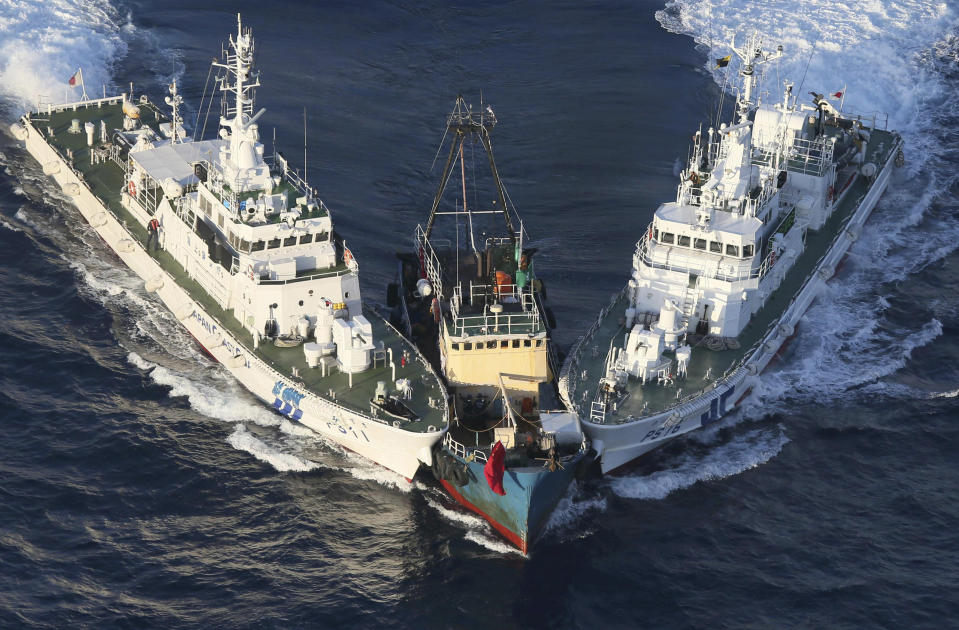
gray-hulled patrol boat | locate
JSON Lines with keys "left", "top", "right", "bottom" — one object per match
{"left": 560, "top": 33, "right": 904, "bottom": 473}
{"left": 393, "top": 97, "right": 590, "bottom": 552}
{"left": 10, "top": 15, "right": 448, "bottom": 479}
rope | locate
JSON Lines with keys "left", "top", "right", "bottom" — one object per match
{"left": 193, "top": 60, "right": 214, "bottom": 137}
{"left": 455, "top": 389, "right": 505, "bottom": 433}
{"left": 200, "top": 62, "right": 220, "bottom": 142}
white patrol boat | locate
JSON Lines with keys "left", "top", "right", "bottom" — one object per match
{"left": 10, "top": 15, "right": 448, "bottom": 479}
{"left": 559, "top": 33, "right": 904, "bottom": 474}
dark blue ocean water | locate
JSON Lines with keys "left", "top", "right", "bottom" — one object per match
{"left": 1, "top": 0, "right": 958, "bottom": 627}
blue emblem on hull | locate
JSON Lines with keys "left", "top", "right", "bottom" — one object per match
{"left": 701, "top": 385, "right": 736, "bottom": 427}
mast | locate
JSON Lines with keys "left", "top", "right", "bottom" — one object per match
{"left": 729, "top": 32, "right": 783, "bottom": 123}
{"left": 165, "top": 79, "right": 184, "bottom": 144}
{"left": 211, "top": 13, "right": 271, "bottom": 194}
{"left": 423, "top": 96, "right": 516, "bottom": 242}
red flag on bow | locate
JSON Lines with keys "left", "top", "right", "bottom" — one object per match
{"left": 484, "top": 441, "right": 506, "bottom": 495}
{"left": 68, "top": 69, "right": 80, "bottom": 87}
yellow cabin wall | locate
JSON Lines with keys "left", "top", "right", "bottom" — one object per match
{"left": 442, "top": 335, "right": 549, "bottom": 393}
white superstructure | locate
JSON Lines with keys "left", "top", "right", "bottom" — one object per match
{"left": 561, "top": 33, "right": 903, "bottom": 473}
{"left": 12, "top": 15, "right": 448, "bottom": 480}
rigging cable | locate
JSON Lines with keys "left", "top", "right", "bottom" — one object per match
{"left": 796, "top": 43, "right": 817, "bottom": 98}
{"left": 199, "top": 68, "right": 220, "bottom": 142}
{"left": 193, "top": 60, "right": 215, "bottom": 139}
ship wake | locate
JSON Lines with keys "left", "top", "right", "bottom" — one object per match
{"left": 658, "top": 0, "right": 959, "bottom": 404}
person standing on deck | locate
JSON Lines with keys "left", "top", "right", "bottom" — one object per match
{"left": 146, "top": 217, "right": 160, "bottom": 252}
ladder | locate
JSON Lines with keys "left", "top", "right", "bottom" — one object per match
{"left": 590, "top": 400, "right": 607, "bottom": 423}
{"left": 679, "top": 288, "right": 698, "bottom": 329}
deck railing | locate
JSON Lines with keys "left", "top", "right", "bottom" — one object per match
{"left": 635, "top": 233, "right": 760, "bottom": 283}
{"left": 414, "top": 225, "right": 445, "bottom": 302}
{"left": 443, "top": 432, "right": 488, "bottom": 463}
{"left": 449, "top": 309, "right": 541, "bottom": 338}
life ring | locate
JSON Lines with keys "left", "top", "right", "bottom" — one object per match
{"left": 431, "top": 297, "right": 440, "bottom": 324}
{"left": 247, "top": 264, "right": 255, "bottom": 281}
{"left": 344, "top": 248, "right": 354, "bottom": 265}
{"left": 826, "top": 185, "right": 835, "bottom": 201}
{"left": 688, "top": 172, "right": 701, "bottom": 186}
{"left": 128, "top": 180, "right": 136, "bottom": 197}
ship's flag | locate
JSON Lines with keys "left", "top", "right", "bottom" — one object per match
{"left": 715, "top": 55, "right": 731, "bottom": 68}
{"left": 68, "top": 69, "right": 80, "bottom": 87}
{"left": 832, "top": 91, "right": 843, "bottom": 99}
{"left": 484, "top": 441, "right": 507, "bottom": 495}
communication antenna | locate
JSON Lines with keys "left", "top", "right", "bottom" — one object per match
{"left": 303, "top": 106, "right": 308, "bottom": 185}
{"left": 164, "top": 79, "right": 184, "bottom": 144}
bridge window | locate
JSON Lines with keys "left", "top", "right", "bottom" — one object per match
{"left": 512, "top": 340, "right": 520, "bottom": 348}
{"left": 524, "top": 339, "right": 532, "bottom": 347}
{"left": 709, "top": 241, "right": 722, "bottom": 253}
{"left": 487, "top": 341, "right": 496, "bottom": 349}
{"left": 452, "top": 343, "right": 460, "bottom": 350}
{"left": 726, "top": 244, "right": 739, "bottom": 256}
{"left": 239, "top": 238, "right": 250, "bottom": 252}
{"left": 661, "top": 232, "right": 675, "bottom": 244}
{"left": 535, "top": 340, "right": 543, "bottom": 347}
{"left": 678, "top": 235, "right": 690, "bottom": 247}
{"left": 653, "top": 229, "right": 659, "bottom": 241}
{"left": 299, "top": 234, "right": 313, "bottom": 245}
{"left": 464, "top": 342, "right": 472, "bottom": 350}
{"left": 743, "top": 244, "right": 755, "bottom": 257}
{"left": 500, "top": 340, "right": 509, "bottom": 348}
{"left": 267, "top": 238, "right": 281, "bottom": 249}
{"left": 283, "top": 235, "right": 297, "bottom": 247}
{"left": 694, "top": 238, "right": 706, "bottom": 250}
{"left": 251, "top": 240, "right": 265, "bottom": 252}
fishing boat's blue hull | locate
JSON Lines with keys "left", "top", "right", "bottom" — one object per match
{"left": 439, "top": 451, "right": 586, "bottom": 553}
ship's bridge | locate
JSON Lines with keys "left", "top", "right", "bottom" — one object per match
{"left": 643, "top": 201, "right": 761, "bottom": 282}
{"left": 128, "top": 135, "right": 340, "bottom": 282}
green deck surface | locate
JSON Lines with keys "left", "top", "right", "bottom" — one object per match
{"left": 33, "top": 100, "right": 447, "bottom": 430}
{"left": 567, "top": 127, "right": 900, "bottom": 423}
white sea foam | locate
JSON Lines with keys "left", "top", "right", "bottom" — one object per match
{"left": 0, "top": 218, "right": 20, "bottom": 232}
{"left": 0, "top": 0, "right": 128, "bottom": 113}
{"left": 227, "top": 425, "right": 320, "bottom": 473}
{"left": 13, "top": 207, "right": 41, "bottom": 231}
{"left": 425, "top": 497, "right": 526, "bottom": 556}
{"left": 339, "top": 449, "right": 414, "bottom": 492}
{"left": 932, "top": 388, "right": 959, "bottom": 399}
{"left": 608, "top": 426, "right": 789, "bottom": 500}
{"left": 656, "top": 0, "right": 954, "bottom": 128}
{"left": 657, "top": 1, "right": 959, "bottom": 404}
{"left": 542, "top": 485, "right": 607, "bottom": 542}
{"left": 128, "top": 351, "right": 283, "bottom": 427}
{"left": 463, "top": 530, "right": 527, "bottom": 556}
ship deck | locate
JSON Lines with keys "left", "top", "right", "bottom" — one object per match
{"left": 432, "top": 244, "right": 545, "bottom": 338}
{"left": 565, "top": 127, "right": 900, "bottom": 423}
{"left": 30, "top": 99, "right": 447, "bottom": 431}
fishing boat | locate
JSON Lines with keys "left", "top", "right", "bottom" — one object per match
{"left": 391, "top": 97, "right": 591, "bottom": 552}
{"left": 10, "top": 15, "right": 448, "bottom": 479}
{"left": 559, "top": 33, "right": 904, "bottom": 473}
